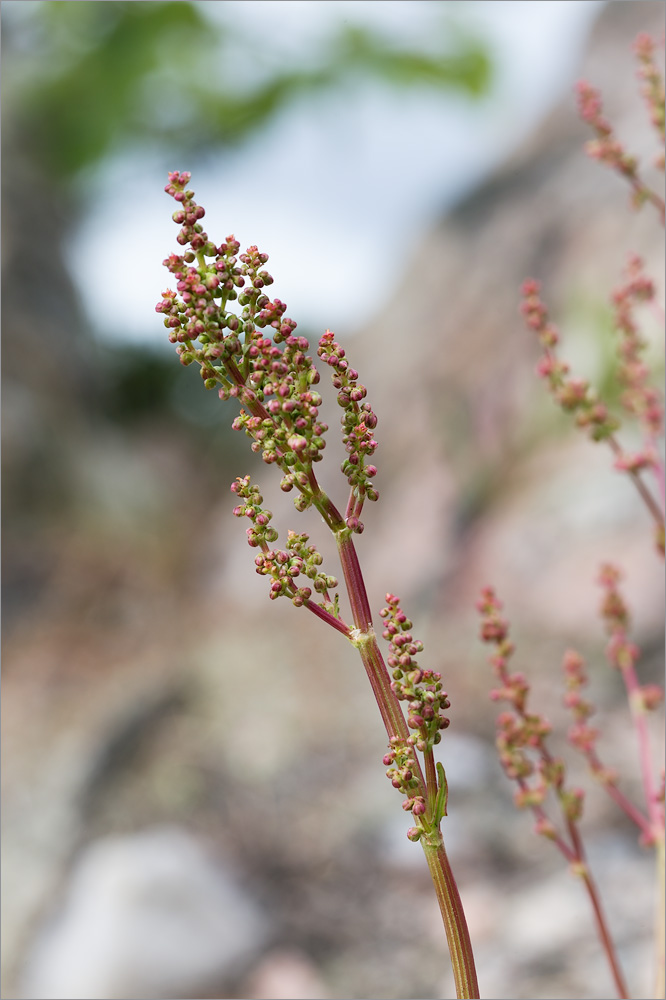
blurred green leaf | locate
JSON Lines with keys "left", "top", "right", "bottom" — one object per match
{"left": 335, "top": 21, "right": 490, "bottom": 94}
{"left": 4, "top": 0, "right": 491, "bottom": 181}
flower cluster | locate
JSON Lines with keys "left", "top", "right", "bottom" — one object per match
{"left": 595, "top": 566, "right": 663, "bottom": 843}
{"left": 157, "top": 172, "right": 328, "bottom": 510}
{"left": 231, "top": 475, "right": 280, "bottom": 548}
{"left": 477, "top": 587, "right": 585, "bottom": 826}
{"left": 575, "top": 37, "right": 665, "bottom": 221}
{"left": 576, "top": 79, "right": 641, "bottom": 181}
{"left": 382, "top": 738, "right": 426, "bottom": 831}
{"left": 576, "top": 75, "right": 665, "bottom": 221}
{"left": 521, "top": 275, "right": 665, "bottom": 546}
{"left": 561, "top": 648, "right": 622, "bottom": 790}
{"left": 562, "top": 650, "right": 600, "bottom": 756}
{"left": 521, "top": 279, "right": 618, "bottom": 441}
{"left": 611, "top": 254, "right": 663, "bottom": 466}
{"left": 380, "top": 594, "right": 450, "bottom": 752}
{"left": 634, "top": 32, "right": 666, "bottom": 168}
{"left": 598, "top": 563, "right": 638, "bottom": 671}
{"left": 318, "top": 329, "right": 378, "bottom": 530}
{"left": 558, "top": 584, "right": 663, "bottom": 846}
{"left": 231, "top": 476, "right": 339, "bottom": 611}
{"left": 597, "top": 564, "right": 662, "bottom": 710}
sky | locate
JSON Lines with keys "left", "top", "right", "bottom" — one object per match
{"left": 67, "top": 0, "right": 604, "bottom": 345}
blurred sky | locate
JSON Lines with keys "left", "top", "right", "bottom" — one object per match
{"left": 66, "top": 0, "right": 603, "bottom": 345}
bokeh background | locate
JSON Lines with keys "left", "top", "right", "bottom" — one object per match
{"left": 2, "top": 2, "right": 664, "bottom": 999}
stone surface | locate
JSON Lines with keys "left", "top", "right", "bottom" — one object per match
{"left": 19, "top": 828, "right": 268, "bottom": 1000}
{"left": 243, "top": 948, "right": 329, "bottom": 1000}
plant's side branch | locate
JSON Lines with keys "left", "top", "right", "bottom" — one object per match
{"left": 576, "top": 62, "right": 666, "bottom": 225}
{"left": 521, "top": 281, "right": 665, "bottom": 543}
{"left": 597, "top": 566, "right": 665, "bottom": 841}
{"left": 529, "top": 739, "right": 630, "bottom": 998}
{"left": 623, "top": 659, "right": 663, "bottom": 833}
{"left": 303, "top": 597, "right": 351, "bottom": 637}
{"left": 567, "top": 816, "right": 631, "bottom": 999}
{"left": 607, "top": 435, "right": 665, "bottom": 531}
{"left": 478, "top": 589, "right": 630, "bottom": 999}
{"left": 584, "top": 749, "right": 652, "bottom": 837}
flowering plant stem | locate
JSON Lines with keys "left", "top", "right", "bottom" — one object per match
{"left": 348, "top": 556, "right": 479, "bottom": 999}
{"left": 313, "top": 477, "right": 479, "bottom": 994}
{"left": 477, "top": 588, "right": 633, "bottom": 998}
{"left": 317, "top": 466, "right": 480, "bottom": 996}
{"left": 157, "top": 171, "right": 479, "bottom": 999}
{"left": 423, "top": 842, "right": 480, "bottom": 999}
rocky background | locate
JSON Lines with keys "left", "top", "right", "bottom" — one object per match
{"left": 3, "top": 3, "right": 664, "bottom": 999}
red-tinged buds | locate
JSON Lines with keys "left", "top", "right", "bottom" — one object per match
{"left": 480, "top": 618, "right": 506, "bottom": 642}
{"left": 640, "top": 685, "right": 665, "bottom": 710}
{"left": 534, "top": 818, "right": 557, "bottom": 840}
{"left": 562, "top": 788, "right": 585, "bottom": 823}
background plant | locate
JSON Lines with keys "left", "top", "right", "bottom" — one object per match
{"left": 479, "top": 33, "right": 664, "bottom": 1000}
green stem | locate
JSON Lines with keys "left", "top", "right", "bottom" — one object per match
{"left": 356, "top": 631, "right": 410, "bottom": 742}
{"left": 334, "top": 520, "right": 479, "bottom": 998}
{"left": 336, "top": 528, "right": 374, "bottom": 632}
{"left": 422, "top": 841, "right": 480, "bottom": 999}
{"left": 424, "top": 745, "right": 438, "bottom": 811}
{"left": 267, "top": 460, "right": 480, "bottom": 994}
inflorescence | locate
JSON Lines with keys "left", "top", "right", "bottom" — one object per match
{"left": 317, "top": 330, "right": 379, "bottom": 531}
{"left": 380, "top": 594, "right": 450, "bottom": 841}
{"left": 158, "top": 171, "right": 453, "bottom": 843}
{"left": 477, "top": 586, "right": 585, "bottom": 830}
{"left": 157, "top": 171, "right": 380, "bottom": 533}
{"left": 575, "top": 34, "right": 665, "bottom": 221}
{"left": 231, "top": 475, "right": 340, "bottom": 613}
{"left": 521, "top": 273, "right": 665, "bottom": 546}
{"left": 157, "top": 172, "right": 328, "bottom": 507}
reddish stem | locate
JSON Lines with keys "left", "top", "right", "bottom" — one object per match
{"left": 423, "top": 842, "right": 480, "bottom": 999}
{"left": 326, "top": 492, "right": 479, "bottom": 996}
{"left": 497, "top": 658, "right": 630, "bottom": 995}
{"left": 583, "top": 747, "right": 652, "bottom": 837}
{"left": 607, "top": 435, "right": 665, "bottom": 529}
{"left": 621, "top": 659, "right": 665, "bottom": 835}
{"left": 424, "top": 745, "right": 438, "bottom": 807}
{"left": 567, "top": 820, "right": 631, "bottom": 999}
{"left": 335, "top": 531, "right": 374, "bottom": 632}
{"left": 222, "top": 322, "right": 480, "bottom": 994}
{"left": 303, "top": 598, "right": 352, "bottom": 638}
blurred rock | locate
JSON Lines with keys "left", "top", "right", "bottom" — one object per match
{"left": 242, "top": 948, "right": 329, "bottom": 1000}
{"left": 19, "top": 827, "right": 269, "bottom": 1000}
